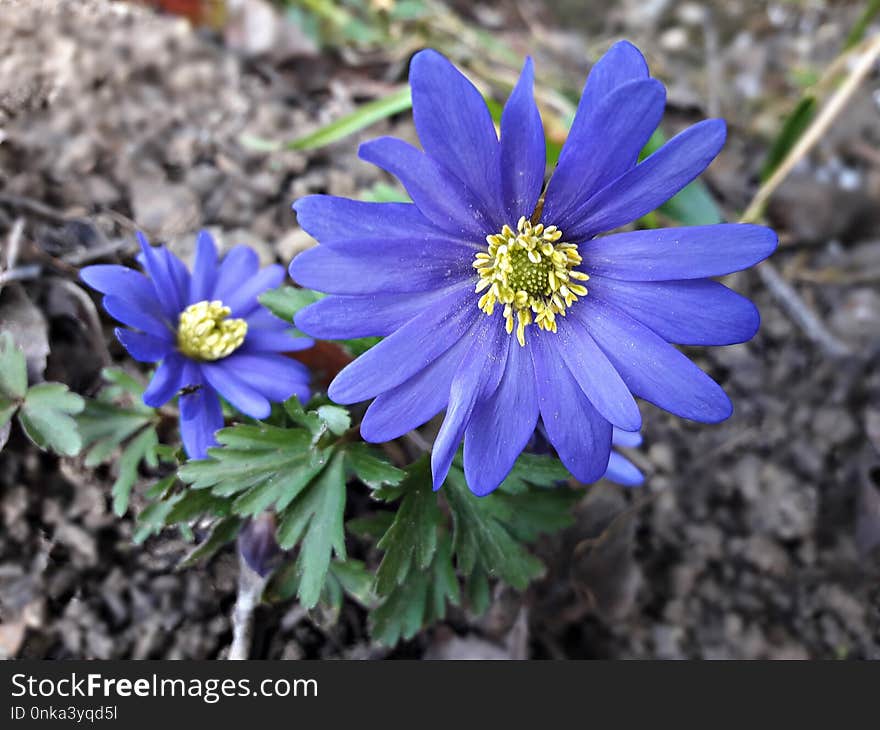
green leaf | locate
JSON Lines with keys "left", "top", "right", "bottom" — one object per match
{"left": 77, "top": 374, "right": 165, "bottom": 514}
{"left": 165, "top": 488, "right": 230, "bottom": 524}
{"left": 18, "top": 383, "right": 84, "bottom": 456}
{"left": 178, "top": 517, "right": 243, "bottom": 569}
{"left": 499, "top": 452, "right": 571, "bottom": 492}
{"left": 845, "top": 0, "right": 880, "bottom": 49}
{"left": 346, "top": 511, "right": 394, "bottom": 540}
{"left": 328, "top": 559, "right": 374, "bottom": 608}
{"left": 112, "top": 426, "right": 159, "bottom": 516}
{"left": 374, "top": 457, "right": 441, "bottom": 596}
{"left": 276, "top": 451, "right": 347, "bottom": 608}
{"left": 444, "top": 467, "right": 545, "bottom": 590}
{"left": 370, "top": 532, "right": 460, "bottom": 646}
{"left": 760, "top": 95, "right": 816, "bottom": 181}
{"left": 287, "top": 86, "right": 412, "bottom": 152}
{"left": 345, "top": 443, "right": 405, "bottom": 489}
{"left": 316, "top": 405, "right": 350, "bottom": 436}
{"left": 0, "top": 331, "right": 27, "bottom": 401}
{"left": 178, "top": 423, "right": 317, "bottom": 502}
{"left": 258, "top": 286, "right": 322, "bottom": 325}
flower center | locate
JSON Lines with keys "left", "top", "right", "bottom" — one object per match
{"left": 473, "top": 216, "right": 588, "bottom": 346}
{"left": 177, "top": 300, "right": 247, "bottom": 361}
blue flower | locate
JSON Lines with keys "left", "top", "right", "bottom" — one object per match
{"left": 290, "top": 43, "right": 776, "bottom": 496}
{"left": 81, "top": 231, "right": 312, "bottom": 458}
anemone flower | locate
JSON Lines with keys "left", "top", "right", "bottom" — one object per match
{"left": 82, "top": 231, "right": 312, "bottom": 458}
{"left": 291, "top": 42, "right": 776, "bottom": 495}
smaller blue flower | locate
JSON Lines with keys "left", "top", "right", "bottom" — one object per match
{"left": 605, "top": 427, "right": 644, "bottom": 487}
{"left": 530, "top": 425, "right": 644, "bottom": 487}
{"left": 81, "top": 231, "right": 313, "bottom": 458}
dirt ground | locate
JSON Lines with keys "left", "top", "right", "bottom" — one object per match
{"left": 1, "top": 0, "right": 879, "bottom": 659}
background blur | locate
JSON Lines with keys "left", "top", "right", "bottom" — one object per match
{"left": 0, "top": 0, "right": 878, "bottom": 659}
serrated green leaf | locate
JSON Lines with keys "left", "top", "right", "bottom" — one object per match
{"left": 499, "top": 452, "right": 570, "bottom": 492}
{"left": 276, "top": 451, "right": 347, "bottom": 608}
{"left": 445, "top": 467, "right": 544, "bottom": 590}
{"left": 178, "top": 517, "right": 242, "bottom": 569}
{"left": 144, "top": 474, "right": 177, "bottom": 500}
{"left": 345, "top": 443, "right": 405, "bottom": 489}
{"left": 466, "top": 568, "right": 491, "bottom": 616}
{"left": 346, "top": 511, "right": 394, "bottom": 539}
{"left": 0, "top": 332, "right": 27, "bottom": 400}
{"left": 0, "top": 400, "right": 17, "bottom": 432}
{"left": 258, "top": 286, "right": 323, "bottom": 324}
{"left": 78, "top": 400, "right": 155, "bottom": 465}
{"left": 18, "top": 382, "right": 84, "bottom": 456}
{"left": 374, "top": 457, "right": 441, "bottom": 596}
{"left": 370, "top": 533, "right": 459, "bottom": 646}
{"left": 112, "top": 426, "right": 159, "bottom": 516}
{"left": 316, "top": 405, "right": 350, "bottom": 436}
{"left": 179, "top": 424, "right": 313, "bottom": 495}
{"left": 133, "top": 490, "right": 181, "bottom": 544}
{"left": 100, "top": 367, "right": 148, "bottom": 398}
{"left": 329, "top": 559, "right": 374, "bottom": 608}
{"left": 165, "top": 488, "right": 230, "bottom": 524}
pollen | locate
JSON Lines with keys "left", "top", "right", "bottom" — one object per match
{"left": 474, "top": 216, "right": 588, "bottom": 346}
{"left": 177, "top": 300, "right": 247, "bottom": 361}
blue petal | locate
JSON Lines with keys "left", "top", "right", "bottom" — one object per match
{"left": 543, "top": 78, "right": 665, "bottom": 226}
{"left": 328, "top": 283, "right": 477, "bottom": 404}
{"left": 411, "top": 49, "right": 503, "bottom": 222}
{"left": 464, "top": 336, "right": 538, "bottom": 496}
{"left": 138, "top": 233, "right": 185, "bottom": 319}
{"left": 604, "top": 451, "right": 644, "bottom": 487}
{"left": 189, "top": 230, "right": 219, "bottom": 304}
{"left": 143, "top": 353, "right": 186, "bottom": 407}
{"left": 553, "top": 316, "right": 642, "bottom": 431}
{"left": 294, "top": 288, "right": 458, "bottom": 340}
{"left": 564, "top": 119, "right": 727, "bottom": 240}
{"left": 115, "top": 328, "right": 172, "bottom": 363}
{"left": 179, "top": 371, "right": 224, "bottom": 459}
{"left": 612, "top": 426, "right": 642, "bottom": 448}
{"left": 360, "top": 335, "right": 473, "bottom": 442}
{"left": 201, "top": 361, "right": 271, "bottom": 419}
{"left": 359, "top": 137, "right": 495, "bottom": 238}
{"left": 572, "top": 298, "right": 732, "bottom": 423}
{"left": 80, "top": 265, "right": 169, "bottom": 326}
{"left": 583, "top": 224, "right": 777, "bottom": 280}
{"left": 241, "top": 326, "right": 312, "bottom": 353}
{"left": 587, "top": 276, "right": 761, "bottom": 346}
{"left": 577, "top": 41, "right": 650, "bottom": 120}
{"left": 216, "top": 352, "right": 310, "bottom": 404}
{"left": 293, "top": 196, "right": 448, "bottom": 246}
{"left": 529, "top": 330, "right": 612, "bottom": 483}
{"left": 431, "top": 318, "right": 507, "bottom": 490}
{"left": 500, "top": 57, "right": 546, "bottom": 222}
{"left": 289, "top": 241, "right": 471, "bottom": 295}
{"left": 103, "top": 295, "right": 171, "bottom": 338}
{"left": 223, "top": 264, "right": 286, "bottom": 317}
{"left": 212, "top": 245, "right": 260, "bottom": 303}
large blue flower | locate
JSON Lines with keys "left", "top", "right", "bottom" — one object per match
{"left": 82, "top": 231, "right": 312, "bottom": 458}
{"left": 291, "top": 42, "right": 776, "bottom": 495}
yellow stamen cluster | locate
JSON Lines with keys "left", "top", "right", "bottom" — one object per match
{"left": 474, "top": 216, "right": 588, "bottom": 346}
{"left": 177, "top": 300, "right": 247, "bottom": 361}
